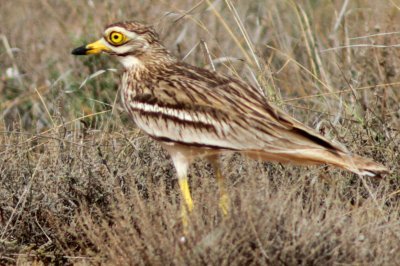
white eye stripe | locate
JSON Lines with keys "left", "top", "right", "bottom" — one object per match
{"left": 104, "top": 27, "right": 137, "bottom": 40}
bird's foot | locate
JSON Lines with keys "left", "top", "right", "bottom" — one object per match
{"left": 181, "top": 204, "right": 193, "bottom": 234}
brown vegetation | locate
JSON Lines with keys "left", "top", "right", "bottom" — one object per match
{"left": 0, "top": 0, "right": 399, "bottom": 265}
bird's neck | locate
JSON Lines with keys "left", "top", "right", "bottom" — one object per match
{"left": 118, "top": 47, "right": 176, "bottom": 71}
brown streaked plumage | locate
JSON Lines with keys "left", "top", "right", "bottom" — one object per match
{"left": 72, "top": 21, "right": 388, "bottom": 228}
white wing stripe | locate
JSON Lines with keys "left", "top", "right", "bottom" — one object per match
{"left": 130, "top": 101, "right": 213, "bottom": 125}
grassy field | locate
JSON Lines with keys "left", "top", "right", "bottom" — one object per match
{"left": 1, "top": 0, "right": 400, "bottom": 264}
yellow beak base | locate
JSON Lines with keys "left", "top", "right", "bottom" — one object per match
{"left": 71, "top": 39, "right": 109, "bottom": 55}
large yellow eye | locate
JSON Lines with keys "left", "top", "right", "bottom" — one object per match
{"left": 108, "top": 32, "right": 126, "bottom": 45}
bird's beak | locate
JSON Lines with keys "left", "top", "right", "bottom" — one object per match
{"left": 71, "top": 39, "right": 110, "bottom": 55}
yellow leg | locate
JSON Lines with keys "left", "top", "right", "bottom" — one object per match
{"left": 179, "top": 178, "right": 194, "bottom": 230}
{"left": 208, "top": 155, "right": 230, "bottom": 215}
{"left": 215, "top": 168, "right": 230, "bottom": 216}
{"left": 163, "top": 146, "right": 195, "bottom": 234}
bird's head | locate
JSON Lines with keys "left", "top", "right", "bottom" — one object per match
{"left": 72, "top": 21, "right": 173, "bottom": 68}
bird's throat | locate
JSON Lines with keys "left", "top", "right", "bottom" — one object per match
{"left": 118, "top": 55, "right": 144, "bottom": 70}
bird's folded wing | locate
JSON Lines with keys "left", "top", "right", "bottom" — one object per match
{"left": 126, "top": 62, "right": 347, "bottom": 154}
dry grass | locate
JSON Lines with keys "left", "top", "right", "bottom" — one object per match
{"left": 0, "top": 0, "right": 399, "bottom": 265}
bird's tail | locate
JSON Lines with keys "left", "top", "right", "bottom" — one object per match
{"left": 338, "top": 153, "right": 388, "bottom": 177}
{"left": 242, "top": 107, "right": 388, "bottom": 177}
{"left": 244, "top": 148, "right": 388, "bottom": 177}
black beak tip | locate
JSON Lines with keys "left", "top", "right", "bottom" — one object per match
{"left": 71, "top": 45, "right": 88, "bottom": 55}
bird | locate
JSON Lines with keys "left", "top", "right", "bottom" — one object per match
{"left": 72, "top": 21, "right": 388, "bottom": 228}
